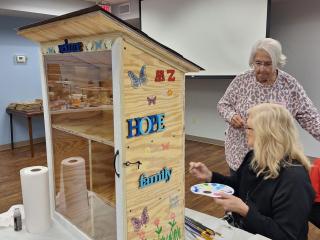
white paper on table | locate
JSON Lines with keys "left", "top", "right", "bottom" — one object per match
{"left": 248, "top": 234, "right": 271, "bottom": 240}
{"left": 214, "top": 220, "right": 235, "bottom": 240}
{"left": 0, "top": 205, "right": 25, "bottom": 227}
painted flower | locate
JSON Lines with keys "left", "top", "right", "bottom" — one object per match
{"left": 154, "top": 218, "right": 160, "bottom": 226}
{"left": 137, "top": 230, "right": 146, "bottom": 240}
{"left": 170, "top": 212, "right": 176, "bottom": 220}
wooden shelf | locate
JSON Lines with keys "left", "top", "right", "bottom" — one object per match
{"left": 51, "top": 105, "right": 113, "bottom": 115}
{"left": 52, "top": 116, "right": 114, "bottom": 146}
{"left": 56, "top": 191, "right": 116, "bottom": 240}
{"left": 81, "top": 87, "right": 112, "bottom": 91}
{"left": 48, "top": 80, "right": 71, "bottom": 84}
{"left": 93, "top": 183, "right": 116, "bottom": 208}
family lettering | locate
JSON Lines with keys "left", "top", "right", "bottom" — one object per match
{"left": 139, "top": 167, "right": 173, "bottom": 188}
{"left": 58, "top": 39, "right": 83, "bottom": 53}
{"left": 155, "top": 69, "right": 176, "bottom": 82}
{"left": 127, "top": 113, "right": 165, "bottom": 138}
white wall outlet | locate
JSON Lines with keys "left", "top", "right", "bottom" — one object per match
{"left": 15, "top": 55, "right": 27, "bottom": 64}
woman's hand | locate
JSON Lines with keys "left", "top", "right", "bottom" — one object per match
{"left": 231, "top": 114, "right": 245, "bottom": 128}
{"left": 189, "top": 162, "right": 212, "bottom": 182}
{"left": 214, "top": 192, "right": 249, "bottom": 217}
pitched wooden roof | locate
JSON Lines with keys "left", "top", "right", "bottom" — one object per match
{"left": 17, "top": 5, "right": 203, "bottom": 73}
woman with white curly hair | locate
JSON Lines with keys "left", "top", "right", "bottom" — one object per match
{"left": 217, "top": 38, "right": 320, "bottom": 174}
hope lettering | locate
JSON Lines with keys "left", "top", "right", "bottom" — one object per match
{"left": 127, "top": 113, "right": 165, "bottom": 138}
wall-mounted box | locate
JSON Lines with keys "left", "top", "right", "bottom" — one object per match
{"left": 17, "top": 6, "right": 203, "bottom": 240}
{"left": 15, "top": 55, "right": 27, "bottom": 64}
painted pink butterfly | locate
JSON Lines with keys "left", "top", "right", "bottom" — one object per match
{"left": 147, "top": 96, "right": 156, "bottom": 105}
{"left": 131, "top": 207, "right": 149, "bottom": 232}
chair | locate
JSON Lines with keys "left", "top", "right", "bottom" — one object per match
{"left": 309, "top": 159, "right": 320, "bottom": 228}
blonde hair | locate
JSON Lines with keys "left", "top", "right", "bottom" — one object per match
{"left": 248, "top": 103, "right": 310, "bottom": 179}
{"left": 249, "top": 38, "right": 287, "bottom": 71}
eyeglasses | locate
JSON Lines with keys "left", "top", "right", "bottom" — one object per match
{"left": 253, "top": 61, "right": 273, "bottom": 69}
{"left": 244, "top": 125, "right": 254, "bottom": 131}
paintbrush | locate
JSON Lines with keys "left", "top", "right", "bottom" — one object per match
{"left": 186, "top": 217, "right": 220, "bottom": 237}
{"left": 186, "top": 224, "right": 202, "bottom": 238}
{"left": 185, "top": 216, "right": 222, "bottom": 237}
{"left": 185, "top": 218, "right": 214, "bottom": 239}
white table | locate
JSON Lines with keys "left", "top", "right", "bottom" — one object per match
{"left": 0, "top": 220, "right": 78, "bottom": 240}
{"left": 0, "top": 207, "right": 268, "bottom": 240}
{"left": 185, "top": 208, "right": 270, "bottom": 240}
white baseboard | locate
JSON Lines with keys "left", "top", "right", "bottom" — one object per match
{"left": 0, "top": 137, "right": 45, "bottom": 151}
{"left": 185, "top": 135, "right": 225, "bottom": 146}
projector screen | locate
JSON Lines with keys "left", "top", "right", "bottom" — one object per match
{"left": 141, "top": 0, "right": 269, "bottom": 76}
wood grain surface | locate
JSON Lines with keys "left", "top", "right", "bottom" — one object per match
{"left": 122, "top": 40, "right": 186, "bottom": 239}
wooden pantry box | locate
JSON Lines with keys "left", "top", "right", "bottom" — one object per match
{"left": 17, "top": 5, "right": 203, "bottom": 240}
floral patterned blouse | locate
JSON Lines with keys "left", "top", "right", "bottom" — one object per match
{"left": 218, "top": 69, "right": 320, "bottom": 170}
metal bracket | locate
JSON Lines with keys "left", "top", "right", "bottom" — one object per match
{"left": 123, "top": 160, "right": 142, "bottom": 169}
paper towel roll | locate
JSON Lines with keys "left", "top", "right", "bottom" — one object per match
{"left": 58, "top": 157, "right": 89, "bottom": 220}
{"left": 20, "top": 166, "right": 51, "bottom": 233}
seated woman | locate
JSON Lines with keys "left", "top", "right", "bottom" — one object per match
{"left": 189, "top": 103, "right": 315, "bottom": 240}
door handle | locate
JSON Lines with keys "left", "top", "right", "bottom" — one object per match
{"left": 113, "top": 150, "right": 120, "bottom": 178}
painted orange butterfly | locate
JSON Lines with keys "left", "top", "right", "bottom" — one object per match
{"left": 161, "top": 142, "right": 170, "bottom": 150}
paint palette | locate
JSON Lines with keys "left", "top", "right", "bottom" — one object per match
{"left": 190, "top": 183, "right": 234, "bottom": 198}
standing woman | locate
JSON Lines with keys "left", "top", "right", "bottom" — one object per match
{"left": 217, "top": 38, "right": 320, "bottom": 172}
{"left": 190, "top": 103, "right": 315, "bottom": 240}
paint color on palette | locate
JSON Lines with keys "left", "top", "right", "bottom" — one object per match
{"left": 190, "top": 183, "right": 234, "bottom": 198}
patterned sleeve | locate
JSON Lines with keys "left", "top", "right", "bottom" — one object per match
{"left": 292, "top": 82, "right": 320, "bottom": 141}
{"left": 217, "top": 76, "right": 241, "bottom": 123}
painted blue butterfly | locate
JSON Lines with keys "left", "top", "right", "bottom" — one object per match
{"left": 95, "top": 40, "right": 102, "bottom": 50}
{"left": 47, "top": 47, "right": 55, "bottom": 54}
{"left": 131, "top": 207, "right": 149, "bottom": 232}
{"left": 128, "top": 65, "right": 147, "bottom": 88}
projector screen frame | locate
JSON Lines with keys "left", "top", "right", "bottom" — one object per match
{"left": 139, "top": 0, "right": 271, "bottom": 79}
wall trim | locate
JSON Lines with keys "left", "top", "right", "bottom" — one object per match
{"left": 0, "top": 137, "right": 45, "bottom": 151}
{"left": 185, "top": 135, "right": 318, "bottom": 162}
{"left": 186, "top": 135, "right": 224, "bottom": 146}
